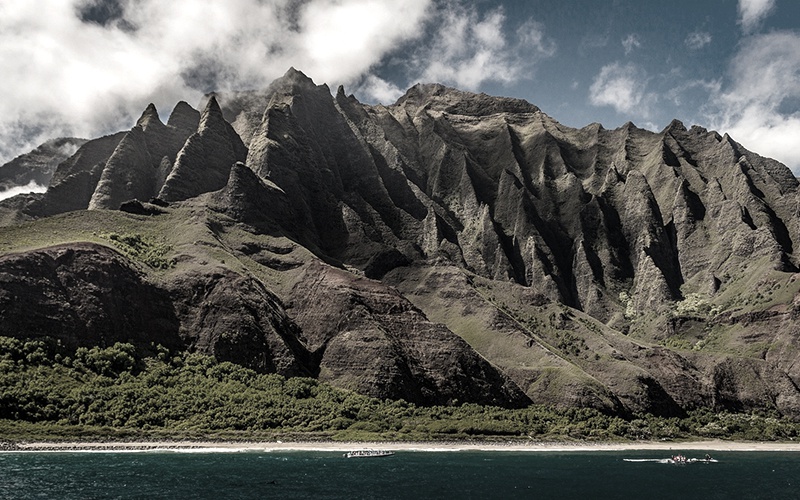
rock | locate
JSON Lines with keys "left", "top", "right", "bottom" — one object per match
{"left": 90, "top": 103, "right": 201, "bottom": 209}
{"left": 89, "top": 125, "right": 156, "bottom": 209}
{"left": 0, "top": 243, "right": 313, "bottom": 377}
{"left": 286, "top": 261, "right": 530, "bottom": 407}
{"left": 166, "top": 101, "right": 201, "bottom": 133}
{"left": 208, "top": 161, "right": 304, "bottom": 239}
{"left": 164, "top": 267, "right": 314, "bottom": 377}
{"left": 0, "top": 244, "right": 182, "bottom": 350}
{"left": 119, "top": 199, "right": 166, "bottom": 216}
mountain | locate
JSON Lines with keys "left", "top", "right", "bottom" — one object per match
{"left": 2, "top": 68, "right": 800, "bottom": 417}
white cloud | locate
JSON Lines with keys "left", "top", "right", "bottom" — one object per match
{"left": 0, "top": 181, "right": 48, "bottom": 202}
{"left": 589, "top": 62, "right": 652, "bottom": 116}
{"left": 356, "top": 75, "right": 405, "bottom": 105}
{"left": 738, "top": 0, "right": 776, "bottom": 33}
{"left": 579, "top": 34, "right": 609, "bottom": 56}
{"left": 299, "top": 0, "right": 430, "bottom": 84}
{"left": 709, "top": 31, "right": 800, "bottom": 173}
{"left": 408, "top": 3, "right": 555, "bottom": 91}
{"left": 0, "top": 0, "right": 432, "bottom": 165}
{"left": 667, "top": 78, "right": 722, "bottom": 106}
{"left": 517, "top": 19, "right": 557, "bottom": 57}
{"left": 622, "top": 34, "right": 641, "bottom": 55}
{"left": 685, "top": 31, "right": 712, "bottom": 50}
{"left": 414, "top": 5, "right": 511, "bottom": 89}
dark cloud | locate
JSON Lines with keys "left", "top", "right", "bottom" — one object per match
{"left": 76, "top": 0, "right": 136, "bottom": 31}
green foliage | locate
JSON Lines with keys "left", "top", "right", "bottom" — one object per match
{"left": 1, "top": 335, "right": 800, "bottom": 443}
{"left": 74, "top": 344, "right": 139, "bottom": 377}
{"left": 674, "top": 293, "right": 719, "bottom": 317}
{"left": 103, "top": 232, "right": 174, "bottom": 269}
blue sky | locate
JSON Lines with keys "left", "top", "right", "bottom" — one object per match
{"left": 1, "top": 0, "right": 799, "bottom": 175}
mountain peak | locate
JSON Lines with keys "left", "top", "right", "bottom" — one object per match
{"left": 284, "top": 67, "right": 312, "bottom": 81}
{"left": 395, "top": 83, "right": 539, "bottom": 116}
{"left": 663, "top": 119, "right": 687, "bottom": 134}
{"left": 198, "top": 95, "right": 225, "bottom": 131}
{"left": 273, "top": 67, "right": 317, "bottom": 91}
{"left": 136, "top": 103, "right": 163, "bottom": 131}
{"left": 167, "top": 101, "right": 200, "bottom": 132}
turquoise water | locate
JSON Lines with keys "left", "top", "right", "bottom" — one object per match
{"left": 0, "top": 449, "right": 797, "bottom": 499}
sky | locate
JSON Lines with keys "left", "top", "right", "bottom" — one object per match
{"left": 1, "top": 0, "right": 799, "bottom": 178}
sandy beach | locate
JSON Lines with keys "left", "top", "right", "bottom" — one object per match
{"left": 9, "top": 439, "right": 800, "bottom": 453}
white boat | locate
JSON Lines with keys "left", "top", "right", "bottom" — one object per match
{"left": 343, "top": 449, "right": 395, "bottom": 458}
{"left": 624, "top": 454, "right": 717, "bottom": 464}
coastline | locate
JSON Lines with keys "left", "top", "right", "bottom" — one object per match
{"left": 7, "top": 439, "right": 800, "bottom": 453}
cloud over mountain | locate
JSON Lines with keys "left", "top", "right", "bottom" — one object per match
{"left": 0, "top": 0, "right": 558, "bottom": 164}
{"left": 589, "top": 62, "right": 652, "bottom": 116}
{"left": 0, "top": 0, "right": 432, "bottom": 164}
{"left": 1, "top": 0, "right": 798, "bottom": 175}
{"left": 710, "top": 31, "right": 800, "bottom": 172}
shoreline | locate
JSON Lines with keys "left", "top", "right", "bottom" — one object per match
{"left": 7, "top": 439, "right": 800, "bottom": 453}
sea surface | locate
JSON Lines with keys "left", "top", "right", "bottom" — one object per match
{"left": 0, "top": 448, "right": 797, "bottom": 499}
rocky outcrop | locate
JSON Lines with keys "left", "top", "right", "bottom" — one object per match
{"left": 209, "top": 162, "right": 305, "bottom": 240}
{"left": 286, "top": 261, "right": 530, "bottom": 407}
{"left": 21, "top": 133, "right": 125, "bottom": 217}
{"left": 166, "top": 101, "right": 202, "bottom": 133}
{"left": 0, "top": 243, "right": 311, "bottom": 377}
{"left": 0, "top": 244, "right": 182, "bottom": 350}
{"left": 163, "top": 266, "right": 314, "bottom": 377}
{"left": 0, "top": 100, "right": 207, "bottom": 217}
{"left": 0, "top": 240, "right": 527, "bottom": 407}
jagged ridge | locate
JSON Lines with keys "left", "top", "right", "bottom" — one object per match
{"left": 2, "top": 68, "right": 800, "bottom": 416}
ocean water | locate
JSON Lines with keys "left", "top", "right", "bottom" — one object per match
{"left": 0, "top": 449, "right": 797, "bottom": 499}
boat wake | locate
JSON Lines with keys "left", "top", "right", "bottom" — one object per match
{"left": 624, "top": 457, "right": 718, "bottom": 464}
{"left": 623, "top": 458, "right": 672, "bottom": 464}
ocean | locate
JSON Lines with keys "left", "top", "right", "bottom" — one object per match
{"left": 1, "top": 449, "right": 797, "bottom": 499}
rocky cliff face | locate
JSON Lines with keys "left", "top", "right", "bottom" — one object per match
{"left": 2, "top": 69, "right": 800, "bottom": 415}
{"left": 0, "top": 244, "right": 182, "bottom": 350}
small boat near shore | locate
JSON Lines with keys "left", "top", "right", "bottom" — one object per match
{"left": 343, "top": 449, "right": 395, "bottom": 459}
{"left": 624, "top": 454, "right": 717, "bottom": 465}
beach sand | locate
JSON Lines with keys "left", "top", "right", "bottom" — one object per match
{"left": 9, "top": 439, "right": 800, "bottom": 453}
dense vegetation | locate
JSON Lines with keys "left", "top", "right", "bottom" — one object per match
{"left": 1, "top": 336, "right": 799, "bottom": 443}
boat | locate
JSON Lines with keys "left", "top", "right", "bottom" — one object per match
{"left": 669, "top": 454, "right": 688, "bottom": 464}
{"left": 343, "top": 449, "right": 395, "bottom": 458}
{"left": 623, "top": 454, "right": 717, "bottom": 464}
